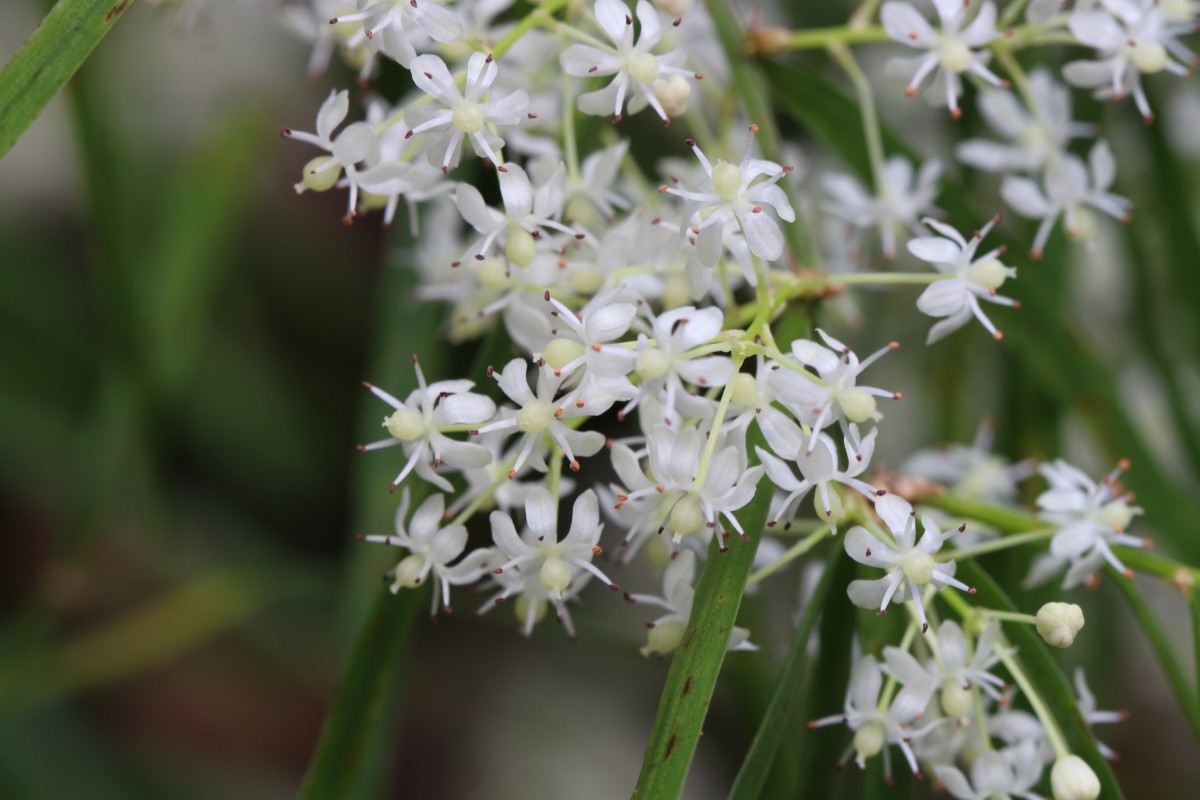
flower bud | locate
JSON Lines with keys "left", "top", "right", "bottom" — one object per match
{"left": 852, "top": 721, "right": 885, "bottom": 767}
{"left": 667, "top": 493, "right": 705, "bottom": 538}
{"left": 542, "top": 338, "right": 586, "bottom": 371}
{"left": 636, "top": 347, "right": 672, "bottom": 380}
{"left": 505, "top": 227, "right": 537, "bottom": 267}
{"left": 1037, "top": 602, "right": 1085, "bottom": 648}
{"left": 652, "top": 75, "right": 691, "bottom": 117}
{"left": 1051, "top": 755, "right": 1100, "bottom": 800}
{"left": 940, "top": 678, "right": 972, "bottom": 718}
{"left": 729, "top": 373, "right": 759, "bottom": 407}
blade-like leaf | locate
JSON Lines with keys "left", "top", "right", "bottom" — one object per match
{"left": 727, "top": 542, "right": 841, "bottom": 800}
{"left": 632, "top": 451, "right": 773, "bottom": 798}
{"left": 0, "top": 0, "right": 136, "bottom": 161}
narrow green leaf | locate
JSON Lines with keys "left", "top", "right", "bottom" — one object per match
{"left": 632, "top": 464, "right": 773, "bottom": 798}
{"left": 761, "top": 58, "right": 1200, "bottom": 565}
{"left": 952, "top": 561, "right": 1124, "bottom": 798}
{"left": 296, "top": 585, "right": 423, "bottom": 800}
{"left": 0, "top": 0, "right": 136, "bottom": 161}
{"left": 1106, "top": 569, "right": 1200, "bottom": 745}
{"left": 727, "top": 542, "right": 840, "bottom": 800}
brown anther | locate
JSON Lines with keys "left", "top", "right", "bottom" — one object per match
{"left": 569, "top": 460, "right": 581, "bottom": 472}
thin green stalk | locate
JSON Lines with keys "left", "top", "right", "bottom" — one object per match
{"left": 782, "top": 25, "right": 889, "bottom": 50}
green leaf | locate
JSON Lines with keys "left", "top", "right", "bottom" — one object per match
{"left": 727, "top": 542, "right": 840, "bottom": 800}
{"left": 296, "top": 585, "right": 424, "bottom": 800}
{"left": 1106, "top": 569, "right": 1200, "bottom": 745}
{"left": 632, "top": 463, "right": 773, "bottom": 798}
{"left": 0, "top": 0, "right": 136, "bottom": 161}
{"left": 952, "top": 561, "right": 1124, "bottom": 798}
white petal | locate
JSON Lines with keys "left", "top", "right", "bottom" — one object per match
{"left": 845, "top": 526, "right": 899, "bottom": 568}
{"left": 916, "top": 278, "right": 970, "bottom": 318}
{"left": 560, "top": 44, "right": 618, "bottom": 77}
{"left": 439, "top": 393, "right": 496, "bottom": 425}
{"left": 430, "top": 524, "right": 468, "bottom": 564}
{"left": 410, "top": 492, "right": 446, "bottom": 542}
{"left": 454, "top": 184, "right": 504, "bottom": 233}
{"left": 1088, "top": 139, "right": 1116, "bottom": 191}
{"left": 881, "top": 2, "right": 938, "bottom": 48}
{"left": 410, "top": 54, "right": 459, "bottom": 104}
{"left": 412, "top": 2, "right": 463, "bottom": 43}
{"left": 525, "top": 486, "right": 558, "bottom": 540}
{"left": 584, "top": 303, "right": 637, "bottom": 342}
{"left": 499, "top": 164, "right": 535, "bottom": 217}
{"left": 736, "top": 205, "right": 785, "bottom": 261}
{"left": 1067, "top": 10, "right": 1125, "bottom": 50}
{"left": 1001, "top": 176, "right": 1053, "bottom": 218}
{"left": 874, "top": 493, "right": 914, "bottom": 536}
{"left": 564, "top": 490, "right": 601, "bottom": 546}
{"left": 317, "top": 90, "right": 349, "bottom": 142}
{"left": 907, "top": 235, "right": 961, "bottom": 265}
{"left": 594, "top": 0, "right": 631, "bottom": 45}
{"left": 678, "top": 355, "right": 734, "bottom": 387}
{"left": 490, "top": 509, "right": 526, "bottom": 556}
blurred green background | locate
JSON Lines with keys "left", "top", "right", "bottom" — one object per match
{"left": 2, "top": 1, "right": 1200, "bottom": 798}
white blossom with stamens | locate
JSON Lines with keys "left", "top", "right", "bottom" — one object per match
{"left": 283, "top": 89, "right": 379, "bottom": 223}
{"left": 359, "top": 490, "right": 493, "bottom": 617}
{"left": 660, "top": 127, "right": 795, "bottom": 267}
{"left": 755, "top": 422, "right": 881, "bottom": 531}
{"left": 807, "top": 652, "right": 932, "bottom": 777}
{"left": 884, "top": 620, "right": 1010, "bottom": 723}
{"left": 477, "top": 552, "right": 592, "bottom": 639}
{"left": 536, "top": 289, "right": 639, "bottom": 412}
{"left": 768, "top": 329, "right": 900, "bottom": 454}
{"left": 1063, "top": 1, "right": 1193, "bottom": 121}
{"left": 359, "top": 355, "right": 496, "bottom": 491}
{"left": 452, "top": 161, "right": 580, "bottom": 268}
{"left": 844, "top": 494, "right": 974, "bottom": 632}
{"left": 821, "top": 155, "right": 942, "bottom": 260}
{"left": 881, "top": 0, "right": 1006, "bottom": 118}
{"left": 625, "top": 549, "right": 756, "bottom": 656}
{"left": 902, "top": 418, "right": 1035, "bottom": 507}
{"left": 1001, "top": 140, "right": 1132, "bottom": 257}
{"left": 559, "top": 0, "right": 698, "bottom": 124}
{"left": 623, "top": 305, "right": 733, "bottom": 425}
{"left": 472, "top": 359, "right": 606, "bottom": 477}
{"left": 1023, "top": 459, "right": 1148, "bottom": 589}
{"left": 956, "top": 69, "right": 1091, "bottom": 174}
{"left": 489, "top": 487, "right": 617, "bottom": 602}
{"left": 611, "top": 424, "right": 764, "bottom": 556}
{"left": 329, "top": 0, "right": 463, "bottom": 69}
{"left": 404, "top": 51, "right": 530, "bottom": 174}
{"left": 907, "top": 215, "right": 1018, "bottom": 343}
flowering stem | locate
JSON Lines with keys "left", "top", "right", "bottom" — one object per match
{"left": 935, "top": 526, "right": 1056, "bottom": 562}
{"left": 875, "top": 619, "right": 920, "bottom": 714}
{"left": 492, "top": 0, "right": 572, "bottom": 60}
{"left": 781, "top": 24, "right": 889, "bottom": 51}
{"left": 546, "top": 440, "right": 563, "bottom": 514}
{"left": 995, "top": 638, "right": 1070, "bottom": 758}
{"left": 746, "top": 526, "right": 828, "bottom": 587}
{"left": 561, "top": 74, "right": 580, "bottom": 186}
{"left": 828, "top": 42, "right": 886, "bottom": 201}
{"left": 977, "top": 609, "right": 1038, "bottom": 625}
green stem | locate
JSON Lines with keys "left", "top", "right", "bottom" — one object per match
{"left": 936, "top": 527, "right": 1056, "bottom": 562}
{"left": 492, "top": 0, "right": 571, "bottom": 59}
{"left": 746, "top": 526, "right": 828, "bottom": 587}
{"left": 783, "top": 25, "right": 889, "bottom": 50}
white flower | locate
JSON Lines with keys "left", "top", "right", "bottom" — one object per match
{"left": 902, "top": 418, "right": 1034, "bottom": 507}
{"left": 359, "top": 355, "right": 496, "bottom": 491}
{"left": 611, "top": 424, "right": 764, "bottom": 552}
{"left": 755, "top": 422, "right": 881, "bottom": 530}
{"left": 1064, "top": 1, "right": 1192, "bottom": 121}
{"left": 907, "top": 215, "right": 1018, "bottom": 343}
{"left": 844, "top": 494, "right": 973, "bottom": 632}
{"left": 1001, "top": 140, "right": 1132, "bottom": 257}
{"left": 1074, "top": 667, "right": 1126, "bottom": 760}
{"left": 1037, "top": 601, "right": 1086, "bottom": 647}
{"left": 625, "top": 549, "right": 756, "bottom": 656}
{"left": 330, "top": 0, "right": 463, "bottom": 68}
{"left": 935, "top": 740, "right": 1044, "bottom": 800}
{"left": 283, "top": 89, "right": 379, "bottom": 223}
{"left": 956, "top": 69, "right": 1090, "bottom": 173}
{"left": 1025, "top": 458, "right": 1148, "bottom": 589}
{"left": 405, "top": 52, "right": 530, "bottom": 174}
{"left": 624, "top": 305, "right": 733, "bottom": 425}
{"left": 472, "top": 359, "right": 606, "bottom": 477}
{"left": 822, "top": 155, "right": 941, "bottom": 260}
{"left": 452, "top": 161, "right": 579, "bottom": 268}
{"left": 661, "top": 126, "right": 796, "bottom": 267}
{"left": 768, "top": 329, "right": 900, "bottom": 454}
{"left": 560, "top": 0, "right": 698, "bottom": 124}
{"left": 359, "top": 490, "right": 493, "bottom": 616}
{"left": 884, "top": 620, "right": 1009, "bottom": 721}
{"left": 808, "top": 652, "right": 930, "bottom": 775}
{"left": 881, "top": 0, "right": 1006, "bottom": 118}
{"left": 490, "top": 487, "right": 617, "bottom": 599}
{"left": 536, "top": 289, "right": 639, "bottom": 411}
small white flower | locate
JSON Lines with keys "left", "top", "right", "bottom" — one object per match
{"left": 661, "top": 126, "right": 796, "bottom": 267}
{"left": 907, "top": 215, "right": 1018, "bottom": 343}
{"left": 844, "top": 494, "right": 974, "bottom": 632}
{"left": 359, "top": 490, "right": 493, "bottom": 617}
{"left": 624, "top": 305, "right": 733, "bottom": 425}
{"left": 1001, "top": 140, "right": 1132, "bottom": 257}
{"left": 283, "top": 89, "right": 379, "bottom": 223}
{"left": 490, "top": 487, "right": 617, "bottom": 599}
{"left": 1050, "top": 754, "right": 1101, "bottom": 800}
{"left": 536, "top": 289, "right": 639, "bottom": 412}
{"left": 822, "top": 155, "right": 941, "bottom": 260}
{"left": 359, "top": 355, "right": 496, "bottom": 491}
{"left": 473, "top": 359, "right": 606, "bottom": 477}
{"left": 1037, "top": 601, "right": 1086, "bottom": 648}
{"left": 808, "top": 652, "right": 930, "bottom": 775}
{"left": 405, "top": 52, "right": 530, "bottom": 174}
{"left": 330, "top": 0, "right": 463, "bottom": 68}
{"left": 902, "top": 418, "right": 1034, "bottom": 507}
{"left": 755, "top": 422, "right": 881, "bottom": 530}
{"left": 1025, "top": 458, "right": 1148, "bottom": 589}
{"left": 881, "top": 0, "right": 1006, "bottom": 118}
{"left": 1064, "top": 1, "right": 1192, "bottom": 121}
{"left": 884, "top": 620, "right": 1009, "bottom": 722}
{"left": 768, "top": 329, "right": 901, "bottom": 454}
{"left": 625, "top": 549, "right": 756, "bottom": 656}
{"left": 560, "top": 0, "right": 698, "bottom": 124}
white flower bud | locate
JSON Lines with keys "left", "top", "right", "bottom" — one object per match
{"left": 505, "top": 227, "right": 537, "bottom": 267}
{"left": 641, "top": 620, "right": 686, "bottom": 656}
{"left": 940, "top": 677, "right": 972, "bottom": 718}
{"left": 1037, "top": 602, "right": 1085, "bottom": 648}
{"left": 1051, "top": 755, "right": 1101, "bottom": 800}
{"left": 730, "top": 373, "right": 759, "bottom": 407}
{"left": 667, "top": 493, "right": 705, "bottom": 538}
{"left": 300, "top": 156, "right": 341, "bottom": 192}
{"left": 538, "top": 555, "right": 573, "bottom": 595}
{"left": 936, "top": 39, "right": 973, "bottom": 73}
{"left": 636, "top": 347, "right": 672, "bottom": 380}
{"left": 542, "top": 338, "right": 586, "bottom": 371}
{"left": 653, "top": 75, "right": 692, "bottom": 117}
{"left": 1128, "top": 41, "right": 1167, "bottom": 74}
